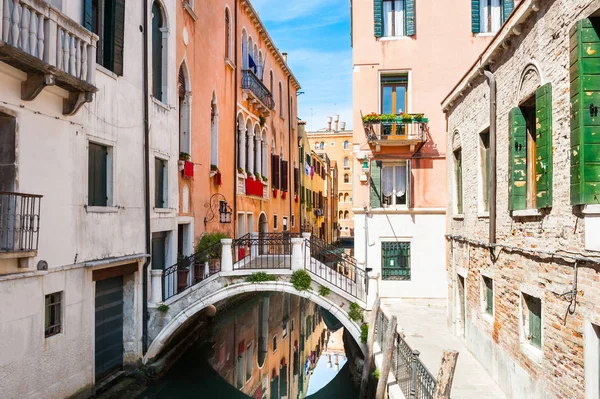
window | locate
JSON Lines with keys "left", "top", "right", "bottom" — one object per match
{"left": 269, "top": 70, "right": 274, "bottom": 94}
{"left": 509, "top": 84, "right": 553, "bottom": 211}
{"left": 225, "top": 9, "right": 232, "bottom": 60}
{"left": 237, "top": 342, "right": 245, "bottom": 388}
{"left": 320, "top": 141, "right": 325, "bottom": 149}
{"left": 454, "top": 149, "right": 463, "bottom": 214}
{"left": 344, "top": 174, "right": 349, "bottom": 184}
{"left": 88, "top": 142, "right": 110, "bottom": 207}
{"left": 343, "top": 141, "right": 349, "bottom": 150}
{"left": 152, "top": 1, "right": 168, "bottom": 102}
{"left": 84, "top": 0, "right": 125, "bottom": 75}
{"left": 344, "top": 210, "right": 349, "bottom": 219}
{"left": 279, "top": 82, "right": 284, "bottom": 117}
{"left": 210, "top": 95, "right": 218, "bottom": 166}
{"left": 343, "top": 157, "right": 350, "bottom": 168}
{"left": 482, "top": 276, "right": 493, "bottom": 316}
{"left": 283, "top": 217, "right": 288, "bottom": 232}
{"left": 479, "top": 130, "right": 490, "bottom": 212}
{"left": 155, "top": 158, "right": 167, "bottom": 208}
{"left": 344, "top": 193, "right": 349, "bottom": 202}
{"left": 45, "top": 292, "right": 62, "bottom": 337}
{"left": 273, "top": 215, "right": 278, "bottom": 230}
{"left": 383, "top": 0, "right": 405, "bottom": 37}
{"left": 381, "top": 75, "right": 408, "bottom": 137}
{"left": 382, "top": 163, "right": 408, "bottom": 207}
{"left": 178, "top": 64, "right": 191, "bottom": 154}
{"left": 381, "top": 242, "right": 410, "bottom": 280}
{"left": 246, "top": 342, "right": 254, "bottom": 381}
{"left": 522, "top": 294, "right": 542, "bottom": 349}
{"left": 282, "top": 322, "right": 288, "bottom": 338}
{"left": 472, "top": 0, "right": 513, "bottom": 34}
{"left": 291, "top": 214, "right": 295, "bottom": 227}
{"left": 339, "top": 210, "right": 343, "bottom": 219}
{"left": 272, "top": 335, "right": 277, "bottom": 352}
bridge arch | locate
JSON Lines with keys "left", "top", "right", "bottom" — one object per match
{"left": 144, "top": 281, "right": 365, "bottom": 364}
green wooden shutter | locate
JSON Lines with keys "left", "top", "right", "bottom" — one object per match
{"left": 535, "top": 83, "right": 553, "bottom": 209}
{"left": 374, "top": 0, "right": 383, "bottom": 38}
{"left": 113, "top": 0, "right": 126, "bottom": 76}
{"left": 370, "top": 161, "right": 382, "bottom": 208}
{"left": 405, "top": 0, "right": 416, "bottom": 36}
{"left": 83, "top": 0, "right": 93, "bottom": 31}
{"left": 502, "top": 0, "right": 514, "bottom": 23}
{"left": 509, "top": 107, "right": 527, "bottom": 210}
{"left": 89, "top": 143, "right": 108, "bottom": 207}
{"left": 485, "top": 278, "right": 493, "bottom": 315}
{"left": 528, "top": 296, "right": 542, "bottom": 348}
{"left": 571, "top": 19, "right": 600, "bottom": 205}
{"left": 155, "top": 158, "right": 164, "bottom": 208}
{"left": 455, "top": 150, "right": 463, "bottom": 214}
{"left": 471, "top": 0, "right": 480, "bottom": 33}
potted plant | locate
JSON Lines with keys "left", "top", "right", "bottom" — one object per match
{"left": 362, "top": 112, "right": 381, "bottom": 125}
{"left": 195, "top": 232, "right": 229, "bottom": 282}
{"left": 179, "top": 152, "right": 190, "bottom": 171}
{"left": 237, "top": 167, "right": 245, "bottom": 175}
{"left": 254, "top": 172, "right": 261, "bottom": 180}
{"left": 176, "top": 253, "right": 191, "bottom": 293}
{"left": 414, "top": 113, "right": 424, "bottom": 122}
{"left": 401, "top": 113, "right": 413, "bottom": 123}
{"left": 261, "top": 175, "right": 268, "bottom": 183}
{"left": 282, "top": 191, "right": 287, "bottom": 200}
{"left": 210, "top": 164, "right": 219, "bottom": 177}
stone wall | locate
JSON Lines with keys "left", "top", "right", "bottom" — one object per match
{"left": 445, "top": 0, "right": 600, "bottom": 397}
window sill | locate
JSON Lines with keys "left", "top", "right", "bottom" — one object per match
{"left": 482, "top": 312, "right": 494, "bottom": 324}
{"left": 379, "top": 36, "right": 410, "bottom": 41}
{"left": 477, "top": 212, "right": 490, "bottom": 219}
{"left": 512, "top": 209, "right": 542, "bottom": 218}
{"left": 183, "top": 2, "right": 198, "bottom": 21}
{"left": 86, "top": 206, "right": 119, "bottom": 214}
{"left": 474, "top": 32, "right": 498, "bottom": 37}
{"left": 520, "top": 342, "right": 543, "bottom": 365}
{"left": 583, "top": 205, "right": 600, "bottom": 215}
{"left": 96, "top": 64, "right": 118, "bottom": 80}
{"left": 151, "top": 96, "right": 170, "bottom": 111}
{"left": 225, "top": 58, "right": 235, "bottom": 70}
{"left": 452, "top": 214, "right": 465, "bottom": 220}
{"left": 154, "top": 208, "right": 173, "bottom": 214}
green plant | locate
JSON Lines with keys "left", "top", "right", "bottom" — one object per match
{"left": 380, "top": 113, "right": 397, "bottom": 123}
{"left": 210, "top": 164, "right": 219, "bottom": 171}
{"left": 246, "top": 272, "right": 278, "bottom": 283}
{"left": 177, "top": 253, "right": 191, "bottom": 268}
{"left": 413, "top": 113, "right": 424, "bottom": 121}
{"left": 360, "top": 324, "right": 369, "bottom": 344}
{"left": 196, "top": 232, "right": 229, "bottom": 263}
{"left": 261, "top": 175, "right": 268, "bottom": 182}
{"left": 362, "top": 112, "right": 381, "bottom": 124}
{"left": 179, "top": 152, "right": 191, "bottom": 161}
{"left": 290, "top": 270, "right": 312, "bottom": 291}
{"left": 318, "top": 286, "right": 331, "bottom": 297}
{"left": 259, "top": 115, "right": 266, "bottom": 127}
{"left": 157, "top": 304, "right": 170, "bottom": 313}
{"left": 348, "top": 302, "right": 363, "bottom": 323}
{"left": 246, "top": 169, "right": 252, "bottom": 175}
{"left": 401, "top": 113, "right": 413, "bottom": 122}
{"left": 238, "top": 167, "right": 244, "bottom": 174}
{"left": 372, "top": 369, "right": 380, "bottom": 379}
{"left": 254, "top": 172, "right": 261, "bottom": 179}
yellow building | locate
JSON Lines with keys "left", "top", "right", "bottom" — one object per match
{"left": 307, "top": 117, "right": 355, "bottom": 240}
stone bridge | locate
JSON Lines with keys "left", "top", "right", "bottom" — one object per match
{"left": 144, "top": 233, "right": 376, "bottom": 364}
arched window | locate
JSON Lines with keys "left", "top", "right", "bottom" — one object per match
{"left": 339, "top": 193, "right": 343, "bottom": 202}
{"left": 344, "top": 157, "right": 350, "bottom": 168}
{"left": 344, "top": 210, "right": 349, "bottom": 219}
{"left": 320, "top": 142, "right": 325, "bottom": 150}
{"left": 314, "top": 143, "right": 319, "bottom": 150}
{"left": 152, "top": 1, "right": 168, "bottom": 102}
{"left": 178, "top": 63, "right": 191, "bottom": 154}
{"left": 258, "top": 51, "right": 264, "bottom": 80}
{"left": 225, "top": 9, "right": 232, "bottom": 60}
{"left": 344, "top": 174, "right": 349, "bottom": 184}
{"left": 339, "top": 211, "right": 344, "bottom": 219}
{"left": 242, "top": 30, "right": 248, "bottom": 70}
{"left": 210, "top": 94, "right": 218, "bottom": 166}
{"left": 343, "top": 141, "right": 349, "bottom": 150}
{"left": 279, "top": 82, "right": 284, "bottom": 117}
{"left": 269, "top": 70, "right": 274, "bottom": 94}
{"left": 344, "top": 193, "right": 349, "bottom": 202}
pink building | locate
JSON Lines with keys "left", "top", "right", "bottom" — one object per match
{"left": 351, "top": 0, "right": 517, "bottom": 300}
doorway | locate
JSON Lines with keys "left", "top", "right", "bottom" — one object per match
{"left": 95, "top": 276, "right": 124, "bottom": 382}
{"left": 258, "top": 213, "right": 268, "bottom": 255}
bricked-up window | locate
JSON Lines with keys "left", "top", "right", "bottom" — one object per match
{"left": 479, "top": 130, "right": 490, "bottom": 212}
{"left": 45, "top": 292, "right": 62, "bottom": 338}
{"left": 381, "top": 242, "right": 410, "bottom": 280}
{"left": 482, "top": 276, "right": 493, "bottom": 316}
{"left": 523, "top": 294, "right": 542, "bottom": 349}
{"left": 454, "top": 149, "right": 463, "bottom": 214}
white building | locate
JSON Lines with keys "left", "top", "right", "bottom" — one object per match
{"left": 0, "top": 1, "right": 178, "bottom": 397}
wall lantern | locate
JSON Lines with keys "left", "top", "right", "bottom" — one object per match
{"left": 219, "top": 200, "right": 232, "bottom": 224}
{"left": 362, "top": 157, "right": 369, "bottom": 171}
{"left": 204, "top": 193, "right": 232, "bottom": 225}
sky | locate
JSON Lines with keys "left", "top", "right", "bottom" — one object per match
{"left": 251, "top": 0, "right": 353, "bottom": 132}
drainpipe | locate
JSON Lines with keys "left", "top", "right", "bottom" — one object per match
{"left": 483, "top": 69, "right": 497, "bottom": 246}
{"left": 287, "top": 76, "right": 292, "bottom": 231}
{"left": 142, "top": 0, "right": 151, "bottom": 354}
{"left": 233, "top": 0, "right": 239, "bottom": 237}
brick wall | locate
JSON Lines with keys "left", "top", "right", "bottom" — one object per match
{"left": 445, "top": 0, "right": 600, "bottom": 397}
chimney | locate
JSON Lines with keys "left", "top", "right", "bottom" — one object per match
{"left": 340, "top": 122, "right": 346, "bottom": 131}
{"left": 282, "top": 52, "right": 288, "bottom": 63}
{"left": 327, "top": 116, "right": 332, "bottom": 131}
{"left": 334, "top": 114, "right": 339, "bottom": 131}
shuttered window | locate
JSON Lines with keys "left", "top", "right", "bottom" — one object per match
{"left": 294, "top": 167, "right": 299, "bottom": 194}
{"left": 370, "top": 161, "right": 382, "bottom": 208}
{"left": 535, "top": 83, "right": 553, "bottom": 208}
{"left": 509, "top": 107, "right": 527, "bottom": 210}
{"left": 375, "top": 0, "right": 415, "bottom": 37}
{"left": 83, "top": 0, "right": 125, "bottom": 75}
{"left": 271, "top": 155, "right": 280, "bottom": 189}
{"left": 454, "top": 149, "right": 463, "bottom": 214}
{"left": 89, "top": 143, "right": 108, "bottom": 207}
{"left": 152, "top": 1, "right": 165, "bottom": 100}
{"left": 155, "top": 158, "right": 167, "bottom": 208}
{"left": 570, "top": 19, "right": 600, "bottom": 205}
{"left": 381, "top": 242, "right": 410, "bottom": 281}
{"left": 281, "top": 160, "right": 289, "bottom": 191}
{"left": 524, "top": 294, "right": 542, "bottom": 349}
{"left": 472, "top": 0, "right": 513, "bottom": 34}
{"left": 483, "top": 277, "right": 493, "bottom": 316}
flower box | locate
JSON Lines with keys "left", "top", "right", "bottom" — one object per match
{"left": 281, "top": 191, "right": 287, "bottom": 200}
{"left": 273, "top": 189, "right": 278, "bottom": 198}
{"left": 245, "top": 177, "right": 264, "bottom": 197}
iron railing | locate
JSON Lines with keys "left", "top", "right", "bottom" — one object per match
{"left": 305, "top": 237, "right": 366, "bottom": 301}
{"left": 376, "top": 311, "right": 438, "bottom": 399}
{"left": 310, "top": 235, "right": 357, "bottom": 269}
{"left": 242, "top": 70, "right": 275, "bottom": 110}
{"left": 0, "top": 192, "right": 42, "bottom": 253}
{"left": 362, "top": 113, "right": 428, "bottom": 143}
{"left": 162, "top": 241, "right": 222, "bottom": 301}
{"left": 232, "top": 233, "right": 298, "bottom": 270}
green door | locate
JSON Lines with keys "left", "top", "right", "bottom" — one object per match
{"left": 95, "top": 276, "right": 124, "bottom": 382}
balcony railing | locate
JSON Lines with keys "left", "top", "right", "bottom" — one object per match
{"left": 0, "top": 0, "right": 98, "bottom": 113}
{"left": 362, "top": 113, "right": 428, "bottom": 147}
{"left": 0, "top": 192, "right": 42, "bottom": 254}
{"left": 242, "top": 69, "right": 275, "bottom": 111}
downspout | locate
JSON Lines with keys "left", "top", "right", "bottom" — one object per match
{"left": 233, "top": 0, "right": 239, "bottom": 237}
{"left": 142, "top": 0, "right": 151, "bottom": 354}
{"left": 287, "top": 76, "right": 292, "bottom": 231}
{"left": 483, "top": 69, "right": 497, "bottom": 247}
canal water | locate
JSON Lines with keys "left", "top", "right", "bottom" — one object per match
{"left": 136, "top": 293, "right": 358, "bottom": 399}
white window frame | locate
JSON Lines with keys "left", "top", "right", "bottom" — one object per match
{"left": 383, "top": 0, "right": 406, "bottom": 38}
{"left": 479, "top": 274, "right": 494, "bottom": 323}
{"left": 479, "top": 0, "right": 502, "bottom": 34}
{"left": 381, "top": 161, "right": 409, "bottom": 208}
{"left": 273, "top": 214, "right": 278, "bottom": 230}
{"left": 478, "top": 128, "right": 490, "bottom": 215}
{"left": 585, "top": 322, "right": 600, "bottom": 399}
{"left": 282, "top": 216, "right": 288, "bottom": 231}
{"left": 154, "top": 156, "right": 169, "bottom": 210}
{"left": 519, "top": 290, "right": 543, "bottom": 363}
{"left": 87, "top": 139, "right": 115, "bottom": 210}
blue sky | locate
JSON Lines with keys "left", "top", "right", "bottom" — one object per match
{"left": 252, "top": 0, "right": 353, "bottom": 131}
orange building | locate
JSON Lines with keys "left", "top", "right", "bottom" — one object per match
{"left": 176, "top": 0, "right": 300, "bottom": 253}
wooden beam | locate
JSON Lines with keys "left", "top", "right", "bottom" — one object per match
{"left": 433, "top": 350, "right": 459, "bottom": 399}
{"left": 359, "top": 296, "right": 380, "bottom": 399}
{"left": 375, "top": 315, "right": 397, "bottom": 399}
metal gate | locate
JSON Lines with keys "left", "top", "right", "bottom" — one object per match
{"left": 95, "top": 276, "right": 124, "bottom": 382}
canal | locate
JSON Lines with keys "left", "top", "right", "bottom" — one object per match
{"left": 136, "top": 292, "right": 359, "bottom": 399}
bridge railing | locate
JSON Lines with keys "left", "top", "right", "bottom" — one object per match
{"left": 231, "top": 232, "right": 299, "bottom": 270}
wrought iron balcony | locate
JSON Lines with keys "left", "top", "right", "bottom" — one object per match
{"left": 362, "top": 113, "right": 428, "bottom": 149}
{"left": 0, "top": 0, "right": 98, "bottom": 114}
{"left": 0, "top": 192, "right": 42, "bottom": 255}
{"left": 242, "top": 69, "right": 275, "bottom": 113}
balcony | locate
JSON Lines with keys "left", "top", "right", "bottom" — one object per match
{"left": 242, "top": 69, "right": 275, "bottom": 115}
{"left": 0, "top": 0, "right": 98, "bottom": 115}
{"left": 362, "top": 113, "right": 428, "bottom": 151}
{"left": 0, "top": 192, "right": 42, "bottom": 259}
